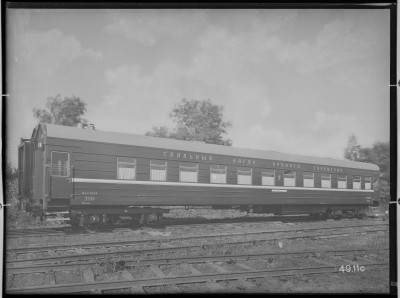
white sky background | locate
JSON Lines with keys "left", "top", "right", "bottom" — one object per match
{"left": 6, "top": 9, "right": 390, "bottom": 166}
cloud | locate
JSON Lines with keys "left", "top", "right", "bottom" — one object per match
{"left": 95, "top": 11, "right": 381, "bottom": 159}
{"left": 186, "top": 24, "right": 281, "bottom": 87}
{"left": 95, "top": 11, "right": 294, "bottom": 139}
{"left": 95, "top": 60, "right": 273, "bottom": 139}
{"left": 104, "top": 10, "right": 206, "bottom": 46}
{"left": 90, "top": 61, "right": 184, "bottom": 134}
{"left": 276, "top": 18, "right": 379, "bottom": 85}
{"left": 225, "top": 80, "right": 271, "bottom": 128}
{"left": 308, "top": 110, "right": 359, "bottom": 138}
{"left": 17, "top": 29, "right": 103, "bottom": 78}
{"left": 83, "top": 48, "right": 104, "bottom": 61}
{"left": 233, "top": 111, "right": 371, "bottom": 159}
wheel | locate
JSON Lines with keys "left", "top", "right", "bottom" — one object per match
{"left": 39, "top": 213, "right": 45, "bottom": 223}
{"left": 69, "top": 215, "right": 80, "bottom": 228}
{"left": 327, "top": 209, "right": 342, "bottom": 219}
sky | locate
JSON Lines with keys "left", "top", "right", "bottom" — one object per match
{"left": 5, "top": 8, "right": 391, "bottom": 167}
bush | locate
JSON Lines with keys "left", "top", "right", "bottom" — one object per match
{"left": 5, "top": 165, "right": 37, "bottom": 229}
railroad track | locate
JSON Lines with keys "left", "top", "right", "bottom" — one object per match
{"left": 6, "top": 226, "right": 388, "bottom": 269}
{"left": 6, "top": 221, "right": 389, "bottom": 294}
{"left": 6, "top": 214, "right": 384, "bottom": 240}
{"left": 6, "top": 248, "right": 389, "bottom": 294}
{"left": 6, "top": 227, "right": 72, "bottom": 239}
{"left": 6, "top": 223, "right": 388, "bottom": 256}
{"left": 6, "top": 248, "right": 388, "bottom": 274}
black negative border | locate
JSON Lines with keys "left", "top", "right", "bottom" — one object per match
{"left": 1, "top": 1, "right": 397, "bottom": 296}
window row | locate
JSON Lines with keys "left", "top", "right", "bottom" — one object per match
{"left": 116, "top": 157, "right": 373, "bottom": 190}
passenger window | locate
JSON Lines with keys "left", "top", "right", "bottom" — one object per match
{"left": 321, "top": 173, "right": 331, "bottom": 188}
{"left": 117, "top": 157, "right": 136, "bottom": 180}
{"left": 150, "top": 160, "right": 167, "bottom": 181}
{"left": 210, "top": 165, "right": 227, "bottom": 184}
{"left": 365, "top": 177, "right": 372, "bottom": 190}
{"left": 353, "top": 176, "right": 361, "bottom": 189}
{"left": 303, "top": 172, "right": 314, "bottom": 187}
{"left": 261, "top": 169, "right": 275, "bottom": 186}
{"left": 283, "top": 170, "right": 296, "bottom": 187}
{"left": 338, "top": 175, "right": 347, "bottom": 189}
{"left": 179, "top": 162, "right": 198, "bottom": 183}
{"left": 50, "top": 151, "right": 70, "bottom": 177}
{"left": 237, "top": 167, "right": 252, "bottom": 185}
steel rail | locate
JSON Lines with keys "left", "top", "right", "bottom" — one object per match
{"left": 7, "top": 233, "right": 67, "bottom": 240}
{"left": 6, "top": 223, "right": 388, "bottom": 254}
{"left": 163, "top": 216, "right": 383, "bottom": 230}
{"left": 7, "top": 227, "right": 68, "bottom": 233}
{"left": 6, "top": 229, "right": 388, "bottom": 267}
{"left": 5, "top": 215, "right": 314, "bottom": 238}
{"left": 5, "top": 248, "right": 388, "bottom": 275}
{"left": 6, "top": 263, "right": 388, "bottom": 294}
{"left": 6, "top": 216, "right": 384, "bottom": 239}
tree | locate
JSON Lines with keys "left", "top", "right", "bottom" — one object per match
{"left": 359, "top": 142, "right": 390, "bottom": 181}
{"left": 145, "top": 126, "right": 171, "bottom": 139}
{"left": 344, "top": 136, "right": 390, "bottom": 200}
{"left": 344, "top": 134, "right": 361, "bottom": 161}
{"left": 5, "top": 162, "right": 21, "bottom": 224}
{"left": 33, "top": 94, "right": 88, "bottom": 126}
{"left": 146, "top": 99, "right": 232, "bottom": 146}
{"left": 6, "top": 162, "right": 18, "bottom": 182}
{"left": 359, "top": 142, "right": 390, "bottom": 200}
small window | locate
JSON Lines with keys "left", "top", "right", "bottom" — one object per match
{"left": 179, "top": 162, "right": 198, "bottom": 183}
{"left": 237, "top": 167, "right": 252, "bottom": 185}
{"left": 365, "top": 177, "right": 372, "bottom": 190}
{"left": 283, "top": 170, "right": 296, "bottom": 187}
{"left": 150, "top": 160, "right": 167, "bottom": 181}
{"left": 338, "top": 175, "right": 347, "bottom": 189}
{"left": 321, "top": 173, "right": 331, "bottom": 188}
{"left": 303, "top": 172, "right": 314, "bottom": 188}
{"left": 50, "top": 151, "right": 70, "bottom": 177}
{"left": 353, "top": 176, "right": 361, "bottom": 189}
{"left": 210, "top": 165, "right": 227, "bottom": 184}
{"left": 262, "top": 169, "right": 275, "bottom": 186}
{"left": 117, "top": 157, "right": 136, "bottom": 180}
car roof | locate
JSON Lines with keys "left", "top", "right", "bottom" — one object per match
{"left": 40, "top": 123, "right": 380, "bottom": 171}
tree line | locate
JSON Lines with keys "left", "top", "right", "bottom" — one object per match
{"left": 33, "top": 95, "right": 232, "bottom": 146}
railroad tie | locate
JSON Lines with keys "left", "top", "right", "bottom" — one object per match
{"left": 120, "top": 270, "right": 134, "bottom": 281}
{"left": 354, "top": 256, "right": 377, "bottom": 264}
{"left": 368, "top": 253, "right": 383, "bottom": 261}
{"left": 182, "top": 264, "right": 203, "bottom": 275}
{"left": 130, "top": 286, "right": 147, "bottom": 294}
{"left": 89, "top": 289, "right": 102, "bottom": 294}
{"left": 149, "top": 265, "right": 166, "bottom": 278}
{"left": 83, "top": 268, "right": 95, "bottom": 283}
{"left": 160, "top": 242, "right": 175, "bottom": 248}
{"left": 179, "top": 263, "right": 226, "bottom": 292}
{"left": 309, "top": 258, "right": 336, "bottom": 267}
{"left": 235, "top": 262, "right": 255, "bottom": 271}
{"left": 327, "top": 255, "right": 360, "bottom": 266}
{"left": 237, "top": 278, "right": 257, "bottom": 290}
{"left": 206, "top": 281, "right": 226, "bottom": 292}
{"left": 163, "top": 284, "right": 182, "bottom": 293}
{"left": 49, "top": 270, "right": 56, "bottom": 286}
{"left": 207, "top": 262, "right": 230, "bottom": 273}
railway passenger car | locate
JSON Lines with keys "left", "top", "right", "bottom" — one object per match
{"left": 18, "top": 123, "right": 380, "bottom": 226}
